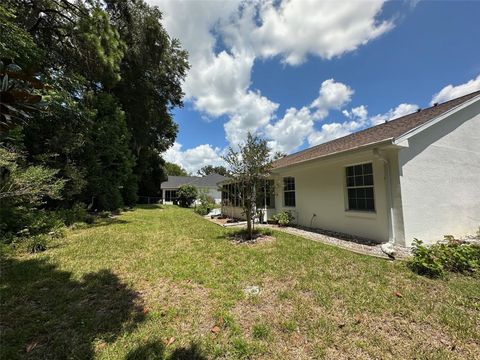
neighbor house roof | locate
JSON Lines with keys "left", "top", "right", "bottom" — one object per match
{"left": 160, "top": 174, "right": 228, "bottom": 189}
{"left": 272, "top": 90, "right": 480, "bottom": 170}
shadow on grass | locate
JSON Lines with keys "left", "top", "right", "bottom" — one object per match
{"left": 0, "top": 257, "right": 145, "bottom": 359}
{"left": 85, "top": 217, "right": 129, "bottom": 229}
{"left": 125, "top": 341, "right": 206, "bottom": 360}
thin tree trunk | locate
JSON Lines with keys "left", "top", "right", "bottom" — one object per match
{"left": 246, "top": 207, "right": 252, "bottom": 240}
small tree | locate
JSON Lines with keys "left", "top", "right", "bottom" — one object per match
{"left": 177, "top": 184, "right": 197, "bottom": 207}
{"left": 223, "top": 133, "right": 272, "bottom": 240}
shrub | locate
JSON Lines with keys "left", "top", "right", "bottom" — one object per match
{"left": 194, "top": 190, "right": 215, "bottom": 215}
{"left": 194, "top": 203, "right": 210, "bottom": 216}
{"left": 408, "top": 239, "right": 445, "bottom": 277}
{"left": 56, "top": 203, "right": 87, "bottom": 226}
{"left": 408, "top": 237, "right": 480, "bottom": 277}
{"left": 177, "top": 184, "right": 198, "bottom": 207}
{"left": 270, "top": 211, "right": 295, "bottom": 226}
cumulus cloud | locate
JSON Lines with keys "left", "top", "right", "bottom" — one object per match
{"left": 430, "top": 75, "right": 480, "bottom": 105}
{"left": 163, "top": 142, "right": 224, "bottom": 174}
{"left": 150, "top": 0, "right": 392, "bottom": 151}
{"left": 310, "top": 79, "right": 354, "bottom": 119}
{"left": 266, "top": 107, "right": 315, "bottom": 153}
{"left": 308, "top": 101, "right": 418, "bottom": 147}
{"left": 343, "top": 105, "right": 368, "bottom": 121}
{"left": 370, "top": 103, "right": 418, "bottom": 125}
{"left": 265, "top": 79, "right": 355, "bottom": 153}
{"left": 308, "top": 120, "right": 365, "bottom": 146}
{"left": 224, "top": 0, "right": 393, "bottom": 65}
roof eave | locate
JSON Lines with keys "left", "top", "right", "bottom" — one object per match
{"left": 272, "top": 138, "right": 395, "bottom": 172}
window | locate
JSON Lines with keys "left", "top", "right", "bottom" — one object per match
{"left": 165, "top": 190, "right": 177, "bottom": 202}
{"left": 346, "top": 163, "right": 375, "bottom": 211}
{"left": 257, "top": 180, "right": 275, "bottom": 208}
{"left": 283, "top": 177, "right": 296, "bottom": 207}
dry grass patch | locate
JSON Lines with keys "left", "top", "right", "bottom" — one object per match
{"left": 136, "top": 278, "right": 215, "bottom": 337}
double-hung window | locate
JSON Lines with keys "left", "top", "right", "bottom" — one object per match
{"left": 346, "top": 163, "right": 375, "bottom": 211}
{"left": 283, "top": 177, "right": 296, "bottom": 207}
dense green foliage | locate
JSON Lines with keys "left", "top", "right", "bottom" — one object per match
{"left": 164, "top": 162, "right": 188, "bottom": 176}
{"left": 194, "top": 190, "right": 216, "bottom": 215}
{"left": 408, "top": 237, "right": 480, "bottom": 277}
{"left": 177, "top": 184, "right": 197, "bottom": 208}
{"left": 197, "top": 165, "right": 228, "bottom": 176}
{"left": 0, "top": 0, "right": 188, "bottom": 240}
{"left": 270, "top": 211, "right": 295, "bottom": 227}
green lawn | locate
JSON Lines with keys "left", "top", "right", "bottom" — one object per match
{"left": 1, "top": 206, "right": 479, "bottom": 359}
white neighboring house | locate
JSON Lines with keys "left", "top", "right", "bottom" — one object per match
{"left": 220, "top": 91, "right": 480, "bottom": 246}
{"left": 161, "top": 173, "right": 228, "bottom": 204}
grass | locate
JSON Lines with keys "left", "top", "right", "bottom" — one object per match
{"left": 1, "top": 205, "right": 479, "bottom": 359}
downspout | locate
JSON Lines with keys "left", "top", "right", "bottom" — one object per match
{"left": 373, "top": 148, "right": 395, "bottom": 246}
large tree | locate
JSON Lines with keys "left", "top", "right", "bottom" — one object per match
{"left": 197, "top": 165, "right": 228, "bottom": 177}
{"left": 164, "top": 162, "right": 188, "bottom": 176}
{"left": 105, "top": 0, "right": 189, "bottom": 195}
{"left": 223, "top": 133, "right": 273, "bottom": 240}
{"left": 2, "top": 0, "right": 189, "bottom": 209}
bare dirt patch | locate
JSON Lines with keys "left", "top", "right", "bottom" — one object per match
{"left": 228, "top": 233, "right": 276, "bottom": 245}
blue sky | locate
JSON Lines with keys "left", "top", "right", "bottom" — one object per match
{"left": 149, "top": 0, "right": 480, "bottom": 173}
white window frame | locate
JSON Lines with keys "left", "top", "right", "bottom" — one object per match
{"left": 345, "top": 162, "right": 375, "bottom": 212}
{"left": 283, "top": 177, "right": 296, "bottom": 207}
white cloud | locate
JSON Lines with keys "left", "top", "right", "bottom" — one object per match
{"left": 311, "top": 79, "right": 354, "bottom": 119}
{"left": 224, "top": 0, "right": 393, "bottom": 65}
{"left": 149, "top": 0, "right": 393, "bottom": 151}
{"left": 163, "top": 142, "right": 224, "bottom": 174}
{"left": 307, "top": 101, "right": 418, "bottom": 147}
{"left": 343, "top": 105, "right": 368, "bottom": 121}
{"left": 265, "top": 79, "right": 354, "bottom": 153}
{"left": 430, "top": 75, "right": 480, "bottom": 105}
{"left": 308, "top": 120, "right": 365, "bottom": 146}
{"left": 370, "top": 103, "right": 418, "bottom": 125}
{"left": 266, "top": 107, "right": 314, "bottom": 153}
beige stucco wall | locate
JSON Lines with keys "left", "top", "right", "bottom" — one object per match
{"left": 272, "top": 149, "right": 391, "bottom": 243}
{"left": 398, "top": 100, "right": 480, "bottom": 246}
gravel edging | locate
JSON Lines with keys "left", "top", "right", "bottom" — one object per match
{"left": 271, "top": 225, "right": 411, "bottom": 260}
{"left": 206, "top": 216, "right": 411, "bottom": 260}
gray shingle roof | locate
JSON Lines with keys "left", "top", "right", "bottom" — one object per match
{"left": 160, "top": 174, "right": 228, "bottom": 189}
{"left": 272, "top": 90, "right": 480, "bottom": 170}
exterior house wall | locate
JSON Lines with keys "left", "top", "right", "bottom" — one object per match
{"left": 272, "top": 150, "right": 390, "bottom": 243}
{"left": 398, "top": 101, "right": 480, "bottom": 246}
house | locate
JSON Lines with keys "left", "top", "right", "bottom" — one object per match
{"left": 161, "top": 173, "right": 228, "bottom": 204}
{"left": 220, "top": 91, "right": 480, "bottom": 246}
